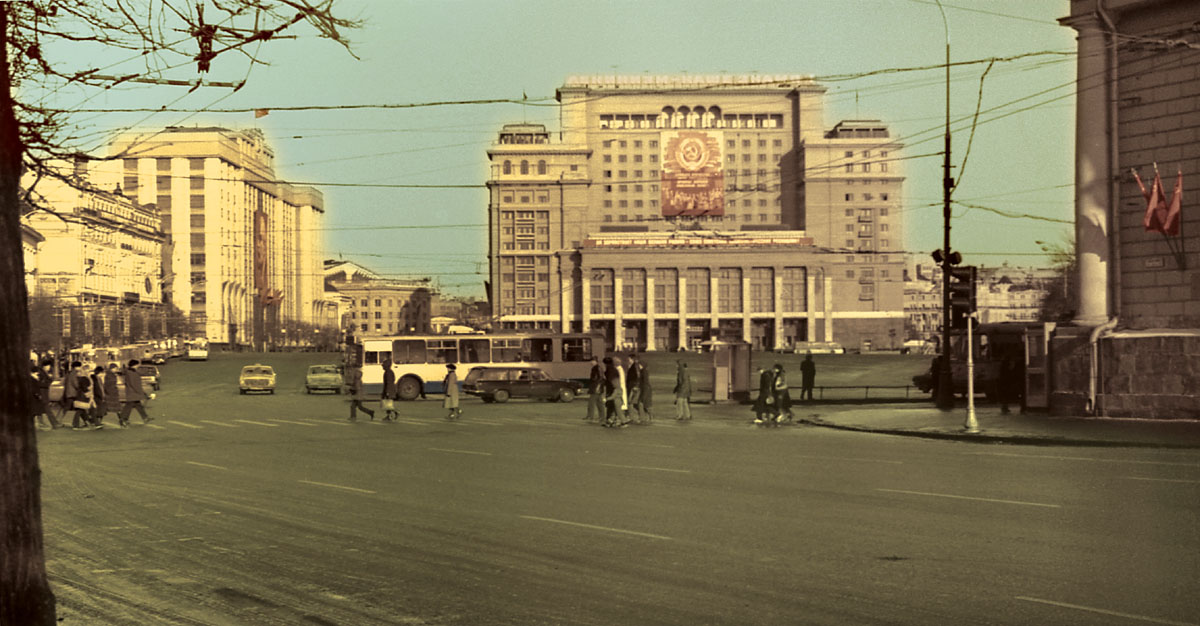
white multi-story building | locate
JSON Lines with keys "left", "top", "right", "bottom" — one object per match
{"left": 103, "top": 127, "right": 328, "bottom": 348}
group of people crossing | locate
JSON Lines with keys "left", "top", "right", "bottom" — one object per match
{"left": 30, "top": 359, "right": 154, "bottom": 430}
{"left": 584, "top": 354, "right": 695, "bottom": 427}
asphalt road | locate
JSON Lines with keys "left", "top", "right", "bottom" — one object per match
{"left": 36, "top": 354, "right": 1200, "bottom": 625}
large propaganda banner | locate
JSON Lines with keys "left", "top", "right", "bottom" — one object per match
{"left": 661, "top": 130, "right": 724, "bottom": 217}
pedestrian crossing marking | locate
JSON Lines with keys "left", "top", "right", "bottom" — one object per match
{"left": 145, "top": 423, "right": 166, "bottom": 430}
{"left": 168, "top": 421, "right": 202, "bottom": 429}
{"left": 233, "top": 419, "right": 279, "bottom": 427}
{"left": 199, "top": 420, "right": 238, "bottom": 428}
{"left": 267, "top": 418, "right": 318, "bottom": 427}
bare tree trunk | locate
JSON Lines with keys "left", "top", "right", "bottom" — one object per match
{"left": 0, "top": 5, "right": 57, "bottom": 624}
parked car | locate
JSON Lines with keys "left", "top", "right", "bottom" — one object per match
{"left": 136, "top": 364, "right": 161, "bottom": 391}
{"left": 305, "top": 364, "right": 343, "bottom": 394}
{"left": 150, "top": 351, "right": 169, "bottom": 365}
{"left": 239, "top": 364, "right": 276, "bottom": 394}
{"left": 462, "top": 366, "right": 584, "bottom": 403}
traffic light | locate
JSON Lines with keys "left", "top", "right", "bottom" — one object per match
{"left": 948, "top": 265, "right": 977, "bottom": 329}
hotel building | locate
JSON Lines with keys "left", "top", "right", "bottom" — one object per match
{"left": 486, "top": 75, "right": 906, "bottom": 351}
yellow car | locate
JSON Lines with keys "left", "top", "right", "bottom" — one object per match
{"left": 239, "top": 364, "right": 276, "bottom": 395}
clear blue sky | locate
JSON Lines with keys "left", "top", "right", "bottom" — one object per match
{"left": 40, "top": 0, "right": 1079, "bottom": 297}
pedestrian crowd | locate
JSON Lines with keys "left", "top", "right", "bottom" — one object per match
{"left": 29, "top": 359, "right": 155, "bottom": 431}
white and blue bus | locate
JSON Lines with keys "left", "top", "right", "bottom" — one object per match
{"left": 346, "top": 332, "right": 605, "bottom": 400}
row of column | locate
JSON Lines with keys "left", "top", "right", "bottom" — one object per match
{"left": 566, "top": 270, "right": 833, "bottom": 350}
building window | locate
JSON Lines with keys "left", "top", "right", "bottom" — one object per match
{"left": 717, "top": 268, "right": 742, "bottom": 313}
{"left": 590, "top": 269, "right": 614, "bottom": 314}
{"left": 880, "top": 207, "right": 889, "bottom": 216}
{"left": 749, "top": 267, "right": 773, "bottom": 313}
{"left": 189, "top": 195, "right": 204, "bottom": 209}
{"left": 654, "top": 268, "right": 678, "bottom": 314}
{"left": 685, "top": 268, "right": 710, "bottom": 313}
{"left": 781, "top": 267, "right": 806, "bottom": 312}
{"left": 537, "top": 160, "right": 547, "bottom": 175}
{"left": 622, "top": 268, "right": 646, "bottom": 314}
{"left": 503, "top": 160, "right": 512, "bottom": 174}
{"left": 520, "top": 160, "right": 529, "bottom": 175}
{"left": 190, "top": 253, "right": 205, "bottom": 266}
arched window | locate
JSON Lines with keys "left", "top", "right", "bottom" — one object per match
{"left": 537, "top": 160, "right": 547, "bottom": 175}
{"left": 520, "top": 160, "right": 529, "bottom": 175}
{"left": 502, "top": 160, "right": 512, "bottom": 175}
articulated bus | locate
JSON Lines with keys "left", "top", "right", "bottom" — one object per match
{"left": 345, "top": 332, "right": 605, "bottom": 400}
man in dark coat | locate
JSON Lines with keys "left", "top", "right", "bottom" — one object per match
{"left": 754, "top": 367, "right": 775, "bottom": 423}
{"left": 380, "top": 357, "right": 397, "bottom": 422}
{"left": 673, "top": 361, "right": 692, "bottom": 421}
{"left": 63, "top": 361, "right": 81, "bottom": 417}
{"left": 32, "top": 361, "right": 63, "bottom": 429}
{"left": 102, "top": 363, "right": 123, "bottom": 427}
{"left": 348, "top": 366, "right": 375, "bottom": 422}
{"left": 800, "top": 352, "right": 817, "bottom": 401}
{"left": 119, "top": 359, "right": 154, "bottom": 425}
{"left": 585, "top": 356, "right": 604, "bottom": 422}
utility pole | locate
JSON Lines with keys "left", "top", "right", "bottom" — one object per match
{"left": 936, "top": 0, "right": 956, "bottom": 411}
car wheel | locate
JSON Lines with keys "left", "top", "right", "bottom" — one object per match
{"left": 306, "top": 387, "right": 312, "bottom": 394}
{"left": 482, "top": 396, "right": 494, "bottom": 403}
{"left": 397, "top": 376, "right": 421, "bottom": 401}
{"left": 269, "top": 389, "right": 275, "bottom": 395}
{"left": 557, "top": 388, "right": 575, "bottom": 403}
{"left": 492, "top": 389, "right": 510, "bottom": 403}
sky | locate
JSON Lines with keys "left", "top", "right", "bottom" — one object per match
{"left": 35, "top": 0, "right": 1080, "bottom": 297}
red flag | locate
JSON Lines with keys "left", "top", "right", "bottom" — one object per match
{"left": 254, "top": 108, "right": 269, "bottom": 119}
{"left": 1139, "top": 170, "right": 1169, "bottom": 233}
{"left": 1163, "top": 169, "right": 1182, "bottom": 236}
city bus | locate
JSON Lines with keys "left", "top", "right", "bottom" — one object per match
{"left": 187, "top": 338, "right": 209, "bottom": 361}
{"left": 345, "top": 332, "right": 605, "bottom": 400}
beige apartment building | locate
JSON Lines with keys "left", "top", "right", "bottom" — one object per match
{"left": 486, "top": 75, "right": 906, "bottom": 351}
{"left": 105, "top": 127, "right": 329, "bottom": 348}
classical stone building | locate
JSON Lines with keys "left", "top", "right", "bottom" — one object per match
{"left": 486, "top": 75, "right": 907, "bottom": 351}
{"left": 104, "top": 127, "right": 328, "bottom": 349}
{"left": 1057, "top": 0, "right": 1200, "bottom": 418}
{"left": 325, "top": 260, "right": 433, "bottom": 337}
{"left": 23, "top": 175, "right": 165, "bottom": 347}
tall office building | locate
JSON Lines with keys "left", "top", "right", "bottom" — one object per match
{"left": 486, "top": 75, "right": 907, "bottom": 351}
{"left": 104, "top": 127, "right": 330, "bottom": 348}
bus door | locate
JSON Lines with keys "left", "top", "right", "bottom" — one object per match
{"left": 1023, "top": 322, "right": 1055, "bottom": 409}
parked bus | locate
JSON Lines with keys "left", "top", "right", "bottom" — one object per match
{"left": 345, "top": 332, "right": 605, "bottom": 400}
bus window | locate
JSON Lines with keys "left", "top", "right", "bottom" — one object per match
{"left": 494, "top": 338, "right": 522, "bottom": 362}
{"left": 365, "top": 351, "right": 380, "bottom": 365}
{"left": 523, "top": 338, "right": 553, "bottom": 362}
{"left": 392, "top": 339, "right": 427, "bottom": 364}
{"left": 428, "top": 339, "right": 458, "bottom": 363}
{"left": 562, "top": 338, "right": 592, "bottom": 362}
{"left": 459, "top": 338, "right": 490, "bottom": 363}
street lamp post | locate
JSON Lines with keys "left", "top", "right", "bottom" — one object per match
{"left": 934, "top": 0, "right": 957, "bottom": 411}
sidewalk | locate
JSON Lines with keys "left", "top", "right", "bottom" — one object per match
{"left": 791, "top": 401, "right": 1200, "bottom": 449}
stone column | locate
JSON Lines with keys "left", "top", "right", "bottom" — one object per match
{"left": 806, "top": 269, "right": 816, "bottom": 342}
{"left": 823, "top": 273, "right": 834, "bottom": 342}
{"left": 645, "top": 274, "right": 656, "bottom": 351}
{"left": 678, "top": 275, "right": 688, "bottom": 350}
{"left": 1063, "top": 12, "right": 1111, "bottom": 325}
{"left": 773, "top": 270, "right": 784, "bottom": 350}
{"left": 741, "top": 273, "right": 752, "bottom": 344}
{"left": 560, "top": 272, "right": 571, "bottom": 333}
{"left": 613, "top": 274, "right": 625, "bottom": 350}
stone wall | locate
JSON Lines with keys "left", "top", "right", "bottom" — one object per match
{"left": 1098, "top": 335, "right": 1200, "bottom": 419}
{"left": 1050, "top": 326, "right": 1092, "bottom": 416}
